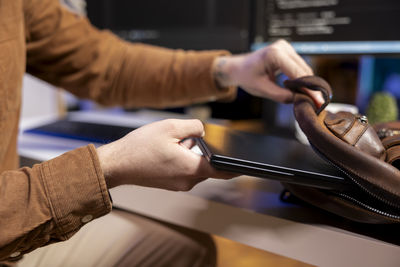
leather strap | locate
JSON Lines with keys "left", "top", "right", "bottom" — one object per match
{"left": 373, "top": 121, "right": 400, "bottom": 166}
{"left": 382, "top": 135, "right": 400, "bottom": 149}
{"left": 284, "top": 76, "right": 332, "bottom": 115}
{"left": 382, "top": 135, "right": 400, "bottom": 168}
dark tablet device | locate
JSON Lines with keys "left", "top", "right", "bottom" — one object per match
{"left": 196, "top": 124, "right": 350, "bottom": 191}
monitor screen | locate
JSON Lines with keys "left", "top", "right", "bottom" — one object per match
{"left": 86, "top": 0, "right": 252, "bottom": 53}
{"left": 253, "top": 0, "right": 400, "bottom": 54}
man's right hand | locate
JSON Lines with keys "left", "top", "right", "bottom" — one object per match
{"left": 96, "top": 119, "right": 234, "bottom": 191}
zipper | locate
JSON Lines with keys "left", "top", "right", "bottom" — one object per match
{"left": 337, "top": 193, "right": 400, "bottom": 219}
{"left": 310, "top": 143, "right": 400, "bottom": 215}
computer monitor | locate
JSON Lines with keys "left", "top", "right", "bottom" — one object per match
{"left": 253, "top": 0, "right": 400, "bottom": 55}
{"left": 252, "top": 0, "right": 400, "bottom": 129}
{"left": 86, "top": 0, "right": 253, "bottom": 53}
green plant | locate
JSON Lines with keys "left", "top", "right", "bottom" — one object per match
{"left": 366, "top": 92, "right": 398, "bottom": 124}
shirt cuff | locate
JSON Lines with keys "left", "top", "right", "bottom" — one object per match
{"left": 38, "top": 144, "right": 112, "bottom": 240}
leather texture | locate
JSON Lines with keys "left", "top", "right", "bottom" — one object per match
{"left": 284, "top": 76, "right": 400, "bottom": 224}
{"left": 284, "top": 76, "right": 332, "bottom": 114}
{"left": 324, "top": 111, "right": 386, "bottom": 160}
{"left": 375, "top": 121, "right": 400, "bottom": 168}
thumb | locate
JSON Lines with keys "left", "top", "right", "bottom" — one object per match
{"left": 169, "top": 119, "right": 205, "bottom": 140}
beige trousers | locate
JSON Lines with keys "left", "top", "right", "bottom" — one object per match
{"left": 17, "top": 209, "right": 216, "bottom": 267}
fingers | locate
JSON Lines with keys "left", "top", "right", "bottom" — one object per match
{"left": 188, "top": 148, "right": 238, "bottom": 178}
{"left": 254, "top": 77, "right": 294, "bottom": 103}
{"left": 198, "top": 156, "right": 237, "bottom": 179}
{"left": 282, "top": 41, "right": 314, "bottom": 76}
{"left": 165, "top": 119, "right": 205, "bottom": 140}
{"left": 267, "top": 40, "right": 326, "bottom": 107}
{"left": 266, "top": 39, "right": 313, "bottom": 79}
{"left": 266, "top": 85, "right": 294, "bottom": 103}
{"left": 259, "top": 40, "right": 322, "bottom": 104}
{"left": 180, "top": 138, "right": 197, "bottom": 149}
{"left": 178, "top": 142, "right": 238, "bottom": 180}
{"left": 287, "top": 52, "right": 313, "bottom": 77}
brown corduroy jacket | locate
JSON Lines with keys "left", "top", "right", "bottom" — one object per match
{"left": 0, "top": 0, "right": 236, "bottom": 261}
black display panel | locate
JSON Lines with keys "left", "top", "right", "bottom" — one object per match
{"left": 86, "top": 0, "right": 252, "bottom": 53}
{"left": 254, "top": 0, "right": 400, "bottom": 54}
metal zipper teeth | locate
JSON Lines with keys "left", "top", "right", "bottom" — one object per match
{"left": 337, "top": 193, "right": 400, "bottom": 220}
{"left": 311, "top": 144, "right": 400, "bottom": 210}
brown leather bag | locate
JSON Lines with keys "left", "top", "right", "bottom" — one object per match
{"left": 283, "top": 76, "right": 400, "bottom": 224}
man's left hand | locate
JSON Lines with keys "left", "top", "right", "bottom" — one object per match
{"left": 212, "top": 39, "right": 324, "bottom": 108}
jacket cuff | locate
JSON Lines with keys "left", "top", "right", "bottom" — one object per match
{"left": 38, "top": 144, "right": 112, "bottom": 240}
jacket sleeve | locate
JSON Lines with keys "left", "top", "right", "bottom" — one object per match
{"left": 24, "top": 0, "right": 237, "bottom": 109}
{"left": 0, "top": 145, "right": 112, "bottom": 261}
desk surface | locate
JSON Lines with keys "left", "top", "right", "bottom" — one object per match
{"left": 18, "top": 110, "right": 400, "bottom": 267}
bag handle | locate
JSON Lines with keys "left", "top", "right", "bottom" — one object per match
{"left": 284, "top": 76, "right": 332, "bottom": 115}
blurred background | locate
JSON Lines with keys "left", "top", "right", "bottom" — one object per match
{"left": 22, "top": 0, "right": 400, "bottom": 134}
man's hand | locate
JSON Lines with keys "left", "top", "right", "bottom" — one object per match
{"left": 97, "top": 119, "right": 234, "bottom": 190}
{"left": 212, "top": 39, "right": 324, "bottom": 108}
